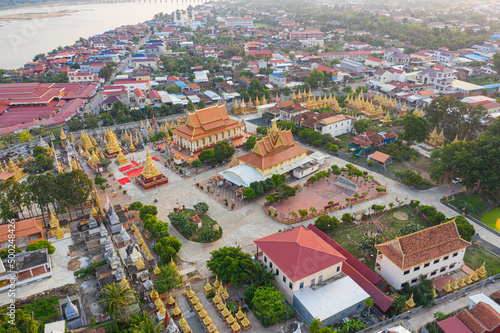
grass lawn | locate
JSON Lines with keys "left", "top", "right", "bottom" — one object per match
{"left": 254, "top": 23, "right": 269, "bottom": 28}
{"left": 21, "top": 295, "right": 59, "bottom": 324}
{"left": 448, "top": 193, "right": 488, "bottom": 219}
{"left": 464, "top": 245, "right": 500, "bottom": 276}
{"left": 329, "top": 207, "right": 431, "bottom": 270}
{"left": 177, "top": 208, "right": 222, "bottom": 243}
{"left": 481, "top": 207, "right": 500, "bottom": 231}
{"left": 336, "top": 133, "right": 355, "bottom": 150}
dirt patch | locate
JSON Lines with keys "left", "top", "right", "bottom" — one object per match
{"left": 186, "top": 275, "right": 204, "bottom": 285}
{"left": 67, "top": 257, "right": 81, "bottom": 271}
{"left": 393, "top": 211, "right": 409, "bottom": 221}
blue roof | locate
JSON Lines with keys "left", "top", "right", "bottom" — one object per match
{"left": 488, "top": 35, "right": 500, "bottom": 40}
{"left": 483, "top": 83, "right": 500, "bottom": 89}
{"left": 331, "top": 78, "right": 340, "bottom": 81}
{"left": 175, "top": 81, "right": 188, "bottom": 89}
{"left": 270, "top": 73, "right": 284, "bottom": 79}
{"left": 461, "top": 54, "right": 489, "bottom": 61}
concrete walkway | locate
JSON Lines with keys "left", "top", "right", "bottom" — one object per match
{"left": 372, "top": 279, "right": 500, "bottom": 333}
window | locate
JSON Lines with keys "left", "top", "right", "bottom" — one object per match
{"left": 264, "top": 256, "right": 267, "bottom": 263}
{"left": 337, "top": 266, "right": 340, "bottom": 272}
{"left": 440, "top": 267, "right": 446, "bottom": 272}
{"left": 311, "top": 278, "right": 315, "bottom": 286}
{"left": 434, "top": 259, "right": 440, "bottom": 264}
{"left": 300, "top": 282, "right": 304, "bottom": 289}
{"left": 453, "top": 253, "right": 458, "bottom": 257}
{"left": 283, "top": 276, "right": 286, "bottom": 283}
{"left": 424, "top": 263, "right": 430, "bottom": 268}
{"left": 276, "top": 268, "right": 279, "bottom": 275}
{"left": 430, "top": 270, "right": 437, "bottom": 276}
{"left": 411, "top": 278, "right": 418, "bottom": 284}
{"left": 318, "top": 275, "right": 323, "bottom": 283}
{"left": 449, "top": 263, "right": 456, "bottom": 269}
{"left": 414, "top": 266, "right": 420, "bottom": 272}
{"left": 404, "top": 270, "right": 410, "bottom": 275}
{"left": 444, "top": 256, "right": 449, "bottom": 260}
{"left": 289, "top": 282, "right": 292, "bottom": 289}
{"left": 270, "top": 262, "right": 273, "bottom": 269}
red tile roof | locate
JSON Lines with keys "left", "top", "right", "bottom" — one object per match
{"left": 438, "top": 316, "right": 474, "bottom": 333}
{"left": 0, "top": 218, "right": 43, "bottom": 244}
{"left": 469, "top": 303, "right": 500, "bottom": 331}
{"left": 376, "top": 221, "right": 470, "bottom": 270}
{"left": 254, "top": 226, "right": 346, "bottom": 282}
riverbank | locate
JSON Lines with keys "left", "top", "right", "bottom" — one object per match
{"left": 0, "top": 10, "right": 78, "bottom": 22}
{"left": 0, "top": 1, "right": 91, "bottom": 12}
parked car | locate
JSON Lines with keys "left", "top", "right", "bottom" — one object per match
{"left": 451, "top": 178, "right": 462, "bottom": 184}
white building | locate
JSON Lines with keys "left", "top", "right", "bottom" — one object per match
{"left": 302, "top": 38, "right": 324, "bottom": 48}
{"left": 375, "top": 220, "right": 470, "bottom": 290}
{"left": 131, "top": 58, "right": 158, "bottom": 70}
{"left": 314, "top": 114, "right": 355, "bottom": 137}
{"left": 433, "top": 47, "right": 459, "bottom": 65}
{"left": 68, "top": 69, "right": 96, "bottom": 83}
{"left": 269, "top": 73, "right": 287, "bottom": 88}
{"left": 225, "top": 17, "right": 254, "bottom": 27}
{"left": 254, "top": 226, "right": 369, "bottom": 325}
{"left": 0, "top": 249, "right": 52, "bottom": 293}
{"left": 416, "top": 67, "right": 456, "bottom": 94}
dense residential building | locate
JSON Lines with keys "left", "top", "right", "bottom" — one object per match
{"left": 375, "top": 220, "right": 470, "bottom": 290}
{"left": 289, "top": 30, "right": 324, "bottom": 41}
{"left": 68, "top": 69, "right": 97, "bottom": 83}
{"left": 269, "top": 73, "right": 287, "bottom": 88}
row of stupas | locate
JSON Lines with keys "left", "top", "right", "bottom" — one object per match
{"left": 305, "top": 93, "right": 341, "bottom": 112}
{"left": 232, "top": 94, "right": 280, "bottom": 115}
{"left": 442, "top": 262, "right": 488, "bottom": 294}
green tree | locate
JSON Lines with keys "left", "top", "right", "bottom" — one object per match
{"left": 314, "top": 215, "right": 339, "bottom": 233}
{"left": 139, "top": 205, "right": 158, "bottom": 220}
{"left": 153, "top": 236, "right": 182, "bottom": 263}
{"left": 0, "top": 246, "right": 21, "bottom": 259}
{"left": 197, "top": 98, "right": 206, "bottom": 109}
{"left": 354, "top": 119, "right": 371, "bottom": 134}
{"left": 128, "top": 312, "right": 164, "bottom": 333}
{"left": 245, "top": 135, "right": 257, "bottom": 150}
{"left": 341, "top": 213, "right": 353, "bottom": 224}
{"left": 207, "top": 246, "right": 255, "bottom": 285}
{"left": 99, "top": 283, "right": 137, "bottom": 322}
{"left": 275, "top": 183, "right": 297, "bottom": 200}
{"left": 243, "top": 187, "right": 256, "bottom": 198}
{"left": 282, "top": 86, "right": 291, "bottom": 96}
{"left": 277, "top": 120, "right": 297, "bottom": 133}
{"left": 305, "top": 68, "right": 325, "bottom": 88}
{"left": 128, "top": 202, "right": 143, "bottom": 211}
{"left": 252, "top": 286, "right": 288, "bottom": 326}
{"left": 154, "top": 263, "right": 183, "bottom": 295}
{"left": 0, "top": 309, "right": 42, "bottom": 332}
{"left": 191, "top": 159, "right": 203, "bottom": 169}
{"left": 365, "top": 298, "right": 374, "bottom": 317}
{"left": 402, "top": 114, "right": 432, "bottom": 145}
{"left": 451, "top": 215, "right": 475, "bottom": 241}
{"left": 193, "top": 202, "right": 209, "bottom": 214}
{"left": 199, "top": 149, "right": 215, "bottom": 163}
{"left": 309, "top": 318, "right": 332, "bottom": 333}
{"left": 98, "top": 66, "right": 112, "bottom": 80}
{"left": 26, "top": 240, "right": 55, "bottom": 255}
{"left": 213, "top": 141, "right": 235, "bottom": 161}
{"left": 400, "top": 223, "right": 425, "bottom": 236}
{"left": 493, "top": 52, "right": 500, "bottom": 74}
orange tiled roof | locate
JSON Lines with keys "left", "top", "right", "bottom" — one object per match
{"left": 0, "top": 218, "right": 43, "bottom": 243}
{"left": 238, "top": 127, "right": 307, "bottom": 170}
{"left": 466, "top": 303, "right": 500, "bottom": 332}
{"left": 375, "top": 221, "right": 470, "bottom": 270}
{"left": 172, "top": 104, "right": 243, "bottom": 142}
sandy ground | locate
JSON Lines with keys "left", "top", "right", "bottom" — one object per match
{"left": 0, "top": 10, "right": 77, "bottom": 21}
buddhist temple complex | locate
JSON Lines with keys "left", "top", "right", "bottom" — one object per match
{"left": 170, "top": 104, "right": 247, "bottom": 160}
{"left": 136, "top": 147, "right": 168, "bottom": 189}
{"left": 221, "top": 117, "right": 311, "bottom": 187}
{"left": 0, "top": 157, "right": 27, "bottom": 182}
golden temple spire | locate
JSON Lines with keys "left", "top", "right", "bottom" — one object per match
{"left": 140, "top": 146, "right": 162, "bottom": 179}
{"left": 60, "top": 128, "right": 67, "bottom": 141}
{"left": 49, "top": 210, "right": 59, "bottom": 229}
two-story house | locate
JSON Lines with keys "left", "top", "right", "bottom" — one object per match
{"left": 254, "top": 226, "right": 370, "bottom": 326}
{"left": 416, "top": 67, "right": 456, "bottom": 93}
{"left": 314, "top": 114, "right": 355, "bottom": 137}
{"left": 375, "top": 220, "right": 470, "bottom": 290}
{"left": 269, "top": 73, "right": 287, "bottom": 88}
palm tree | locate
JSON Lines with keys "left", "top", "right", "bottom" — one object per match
{"left": 99, "top": 283, "right": 137, "bottom": 323}
{"left": 128, "top": 313, "right": 164, "bottom": 333}
{"left": 243, "top": 264, "right": 275, "bottom": 287}
{"left": 365, "top": 297, "right": 374, "bottom": 318}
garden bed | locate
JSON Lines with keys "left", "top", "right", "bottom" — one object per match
{"left": 448, "top": 193, "right": 489, "bottom": 219}
{"left": 172, "top": 208, "right": 222, "bottom": 243}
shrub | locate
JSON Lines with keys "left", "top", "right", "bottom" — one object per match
{"left": 395, "top": 170, "right": 428, "bottom": 186}
{"left": 298, "top": 209, "right": 308, "bottom": 217}
{"left": 376, "top": 187, "right": 385, "bottom": 192}
{"left": 100, "top": 185, "right": 106, "bottom": 190}
{"left": 94, "top": 176, "right": 106, "bottom": 185}
{"left": 26, "top": 240, "right": 55, "bottom": 255}
{"left": 199, "top": 228, "right": 221, "bottom": 242}
{"left": 180, "top": 222, "right": 197, "bottom": 237}
{"left": 128, "top": 201, "right": 143, "bottom": 210}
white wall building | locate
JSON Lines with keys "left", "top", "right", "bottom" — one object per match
{"left": 314, "top": 114, "right": 355, "bottom": 137}
{"left": 269, "top": 73, "right": 287, "bottom": 88}
{"left": 225, "top": 17, "right": 254, "bottom": 27}
{"left": 375, "top": 221, "right": 470, "bottom": 290}
{"left": 68, "top": 69, "right": 97, "bottom": 83}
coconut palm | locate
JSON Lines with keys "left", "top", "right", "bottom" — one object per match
{"left": 128, "top": 312, "right": 164, "bottom": 333}
{"left": 99, "top": 283, "right": 137, "bottom": 322}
